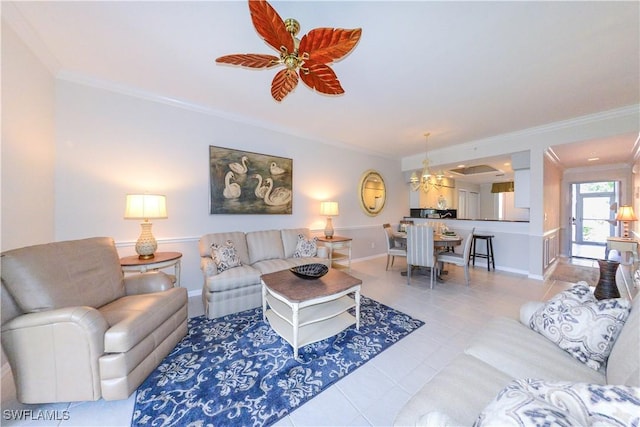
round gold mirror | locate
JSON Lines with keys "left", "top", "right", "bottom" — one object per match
{"left": 359, "top": 170, "right": 386, "bottom": 216}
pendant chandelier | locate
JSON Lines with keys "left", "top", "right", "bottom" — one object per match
{"left": 409, "top": 133, "right": 444, "bottom": 192}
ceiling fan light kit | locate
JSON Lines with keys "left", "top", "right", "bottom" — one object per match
{"left": 216, "top": 0, "right": 362, "bottom": 102}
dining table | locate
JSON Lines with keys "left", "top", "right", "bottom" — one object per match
{"left": 393, "top": 231, "right": 462, "bottom": 249}
{"left": 393, "top": 231, "right": 463, "bottom": 281}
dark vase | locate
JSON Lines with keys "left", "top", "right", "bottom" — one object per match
{"left": 594, "top": 259, "right": 620, "bottom": 300}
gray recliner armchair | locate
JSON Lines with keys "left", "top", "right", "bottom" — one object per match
{"left": 1, "top": 237, "right": 188, "bottom": 403}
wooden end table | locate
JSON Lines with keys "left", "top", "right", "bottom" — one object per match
{"left": 317, "top": 236, "right": 352, "bottom": 272}
{"left": 261, "top": 268, "right": 362, "bottom": 359}
{"left": 120, "top": 251, "right": 182, "bottom": 286}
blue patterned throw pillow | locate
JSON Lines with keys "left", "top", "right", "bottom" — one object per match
{"left": 293, "top": 234, "right": 318, "bottom": 258}
{"left": 529, "top": 283, "right": 631, "bottom": 370}
{"left": 210, "top": 240, "right": 242, "bottom": 273}
{"left": 474, "top": 379, "right": 640, "bottom": 427}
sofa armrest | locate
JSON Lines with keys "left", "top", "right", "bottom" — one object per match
{"left": 124, "top": 271, "right": 174, "bottom": 295}
{"left": 201, "top": 256, "right": 218, "bottom": 277}
{"left": 519, "top": 301, "right": 544, "bottom": 325}
{"left": 1, "top": 307, "right": 108, "bottom": 403}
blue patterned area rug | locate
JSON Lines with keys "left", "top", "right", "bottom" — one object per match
{"left": 131, "top": 296, "right": 423, "bottom": 427}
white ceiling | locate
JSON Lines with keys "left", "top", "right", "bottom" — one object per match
{"left": 5, "top": 0, "right": 639, "bottom": 168}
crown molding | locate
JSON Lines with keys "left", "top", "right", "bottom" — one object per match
{"left": 633, "top": 133, "right": 640, "bottom": 163}
{"left": 55, "top": 71, "right": 394, "bottom": 160}
{"left": 563, "top": 162, "right": 632, "bottom": 175}
{"left": 461, "top": 105, "right": 639, "bottom": 147}
{"left": 544, "top": 147, "right": 562, "bottom": 166}
{"left": 1, "top": 2, "right": 61, "bottom": 75}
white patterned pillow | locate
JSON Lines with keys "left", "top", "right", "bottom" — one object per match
{"left": 293, "top": 234, "right": 317, "bottom": 258}
{"left": 210, "top": 240, "right": 242, "bottom": 273}
{"left": 529, "top": 283, "right": 631, "bottom": 370}
{"left": 474, "top": 379, "right": 640, "bottom": 427}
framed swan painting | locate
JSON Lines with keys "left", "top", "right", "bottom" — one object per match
{"left": 209, "top": 146, "right": 293, "bottom": 215}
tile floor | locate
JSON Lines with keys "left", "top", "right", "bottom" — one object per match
{"left": 1, "top": 256, "right": 573, "bottom": 427}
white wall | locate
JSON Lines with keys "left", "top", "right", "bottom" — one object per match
{"left": 1, "top": 22, "right": 56, "bottom": 251}
{"left": 53, "top": 79, "right": 407, "bottom": 294}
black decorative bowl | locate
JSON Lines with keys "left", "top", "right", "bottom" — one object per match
{"left": 290, "top": 263, "right": 329, "bottom": 280}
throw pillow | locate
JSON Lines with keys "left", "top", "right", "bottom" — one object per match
{"left": 293, "top": 234, "right": 318, "bottom": 258}
{"left": 210, "top": 240, "right": 242, "bottom": 273}
{"left": 529, "top": 283, "right": 631, "bottom": 370}
{"left": 474, "top": 379, "right": 640, "bottom": 427}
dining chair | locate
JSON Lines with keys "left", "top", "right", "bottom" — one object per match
{"left": 398, "top": 219, "right": 414, "bottom": 232}
{"left": 437, "top": 227, "right": 475, "bottom": 286}
{"left": 406, "top": 225, "right": 436, "bottom": 288}
{"left": 383, "top": 223, "right": 407, "bottom": 270}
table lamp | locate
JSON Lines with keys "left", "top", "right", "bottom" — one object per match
{"left": 320, "top": 201, "right": 339, "bottom": 239}
{"left": 124, "top": 194, "right": 167, "bottom": 259}
{"left": 616, "top": 205, "right": 637, "bottom": 238}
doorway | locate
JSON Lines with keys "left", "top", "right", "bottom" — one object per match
{"left": 571, "top": 181, "right": 619, "bottom": 260}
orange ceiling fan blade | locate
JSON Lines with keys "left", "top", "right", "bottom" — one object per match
{"left": 249, "top": 0, "right": 294, "bottom": 54}
{"left": 271, "top": 69, "right": 299, "bottom": 102}
{"left": 216, "top": 0, "right": 361, "bottom": 101}
{"left": 299, "top": 61, "right": 344, "bottom": 95}
{"left": 216, "top": 53, "right": 280, "bottom": 68}
{"left": 299, "top": 28, "right": 362, "bottom": 65}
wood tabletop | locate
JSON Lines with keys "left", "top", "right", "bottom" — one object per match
{"left": 119, "top": 251, "right": 182, "bottom": 266}
{"left": 316, "top": 236, "right": 352, "bottom": 243}
{"left": 261, "top": 268, "right": 362, "bottom": 303}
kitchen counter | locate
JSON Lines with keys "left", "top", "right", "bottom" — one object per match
{"left": 402, "top": 217, "right": 530, "bottom": 275}
{"left": 450, "top": 218, "right": 528, "bottom": 223}
{"left": 405, "top": 216, "right": 528, "bottom": 223}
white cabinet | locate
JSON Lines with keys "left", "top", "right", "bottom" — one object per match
{"left": 514, "top": 169, "right": 530, "bottom": 208}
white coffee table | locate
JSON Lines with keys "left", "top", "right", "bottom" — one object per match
{"left": 261, "top": 268, "right": 362, "bottom": 359}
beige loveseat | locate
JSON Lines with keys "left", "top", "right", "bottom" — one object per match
{"left": 199, "top": 228, "right": 329, "bottom": 319}
{"left": 1, "top": 237, "right": 188, "bottom": 403}
{"left": 394, "top": 286, "right": 640, "bottom": 425}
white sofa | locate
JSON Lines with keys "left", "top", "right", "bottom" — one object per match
{"left": 198, "top": 228, "right": 329, "bottom": 319}
{"left": 394, "top": 286, "right": 640, "bottom": 426}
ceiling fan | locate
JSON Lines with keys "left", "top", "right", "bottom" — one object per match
{"left": 216, "top": 0, "right": 362, "bottom": 102}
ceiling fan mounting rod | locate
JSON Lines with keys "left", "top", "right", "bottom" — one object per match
{"left": 279, "top": 18, "right": 302, "bottom": 70}
{"left": 284, "top": 18, "right": 300, "bottom": 36}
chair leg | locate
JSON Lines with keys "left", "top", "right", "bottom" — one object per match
{"left": 391, "top": 256, "right": 395, "bottom": 268}
{"left": 386, "top": 255, "right": 390, "bottom": 270}
{"left": 464, "top": 265, "right": 470, "bottom": 286}
{"left": 407, "top": 264, "right": 412, "bottom": 285}
{"left": 429, "top": 266, "right": 435, "bottom": 289}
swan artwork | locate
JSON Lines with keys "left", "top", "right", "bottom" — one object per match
{"left": 269, "top": 162, "right": 285, "bottom": 176}
{"left": 251, "top": 174, "right": 269, "bottom": 199}
{"left": 229, "top": 156, "right": 249, "bottom": 175}
{"left": 263, "top": 178, "right": 292, "bottom": 206}
{"left": 223, "top": 171, "right": 241, "bottom": 199}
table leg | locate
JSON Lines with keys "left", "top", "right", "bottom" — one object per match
{"left": 175, "top": 260, "right": 181, "bottom": 287}
{"left": 261, "top": 283, "right": 267, "bottom": 322}
{"left": 355, "top": 289, "right": 360, "bottom": 330}
{"left": 292, "top": 303, "right": 299, "bottom": 359}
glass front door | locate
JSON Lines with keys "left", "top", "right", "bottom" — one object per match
{"left": 571, "top": 181, "right": 618, "bottom": 259}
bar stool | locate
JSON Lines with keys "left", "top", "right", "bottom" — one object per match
{"left": 470, "top": 234, "right": 495, "bottom": 271}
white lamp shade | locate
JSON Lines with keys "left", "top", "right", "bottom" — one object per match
{"left": 124, "top": 194, "right": 168, "bottom": 220}
{"left": 320, "top": 201, "right": 339, "bottom": 216}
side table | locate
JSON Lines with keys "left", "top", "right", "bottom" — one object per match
{"left": 605, "top": 237, "right": 638, "bottom": 299}
{"left": 317, "top": 236, "right": 352, "bottom": 272}
{"left": 120, "top": 251, "right": 182, "bottom": 287}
